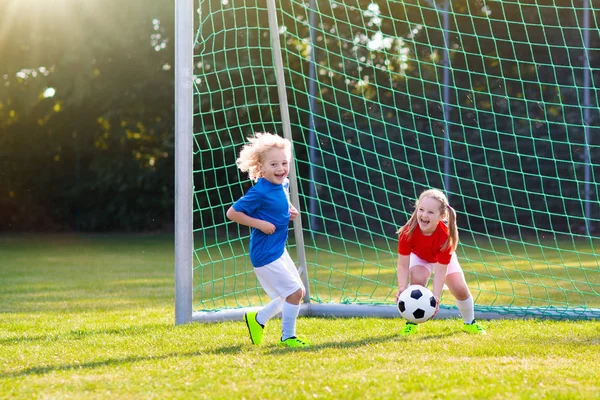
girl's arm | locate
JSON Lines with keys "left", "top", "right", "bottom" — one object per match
{"left": 226, "top": 207, "right": 275, "bottom": 234}
{"left": 396, "top": 255, "right": 410, "bottom": 300}
{"left": 431, "top": 263, "right": 448, "bottom": 301}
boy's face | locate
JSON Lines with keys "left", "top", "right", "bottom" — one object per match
{"left": 259, "top": 148, "right": 290, "bottom": 185}
{"left": 416, "top": 196, "right": 444, "bottom": 236}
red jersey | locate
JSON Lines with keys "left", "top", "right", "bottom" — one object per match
{"left": 397, "top": 221, "right": 453, "bottom": 264}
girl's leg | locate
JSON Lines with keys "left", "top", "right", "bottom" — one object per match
{"left": 445, "top": 272, "right": 475, "bottom": 323}
{"left": 409, "top": 265, "right": 431, "bottom": 287}
{"left": 399, "top": 264, "right": 432, "bottom": 336}
{"left": 445, "top": 270, "right": 485, "bottom": 333}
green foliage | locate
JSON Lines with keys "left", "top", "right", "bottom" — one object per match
{"left": 1, "top": 234, "right": 599, "bottom": 398}
{"left": 0, "top": 0, "right": 174, "bottom": 231}
{"left": 1, "top": 0, "right": 598, "bottom": 232}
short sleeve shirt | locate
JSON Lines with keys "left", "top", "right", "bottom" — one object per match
{"left": 232, "top": 178, "right": 290, "bottom": 267}
{"left": 397, "top": 221, "right": 453, "bottom": 264}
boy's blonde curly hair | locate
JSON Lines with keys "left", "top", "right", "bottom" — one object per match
{"left": 236, "top": 132, "right": 292, "bottom": 182}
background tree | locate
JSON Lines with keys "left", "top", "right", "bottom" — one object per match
{"left": 0, "top": 0, "right": 174, "bottom": 231}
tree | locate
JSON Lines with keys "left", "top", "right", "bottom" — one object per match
{"left": 0, "top": 0, "right": 175, "bottom": 231}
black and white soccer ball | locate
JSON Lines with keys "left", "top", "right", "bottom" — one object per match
{"left": 397, "top": 284, "right": 437, "bottom": 324}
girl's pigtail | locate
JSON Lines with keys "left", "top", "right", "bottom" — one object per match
{"left": 444, "top": 205, "right": 459, "bottom": 252}
{"left": 397, "top": 211, "right": 418, "bottom": 238}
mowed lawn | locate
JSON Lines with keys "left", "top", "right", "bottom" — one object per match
{"left": 1, "top": 234, "right": 599, "bottom": 399}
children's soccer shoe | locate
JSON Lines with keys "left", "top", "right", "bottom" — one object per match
{"left": 244, "top": 311, "right": 264, "bottom": 345}
{"left": 399, "top": 322, "right": 419, "bottom": 336}
{"left": 278, "top": 336, "right": 310, "bottom": 348}
{"left": 463, "top": 320, "right": 486, "bottom": 335}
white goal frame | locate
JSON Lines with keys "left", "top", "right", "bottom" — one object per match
{"left": 174, "top": 0, "right": 494, "bottom": 324}
{"left": 174, "top": 0, "right": 596, "bottom": 324}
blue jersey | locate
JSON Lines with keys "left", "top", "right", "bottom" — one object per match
{"left": 232, "top": 178, "right": 291, "bottom": 267}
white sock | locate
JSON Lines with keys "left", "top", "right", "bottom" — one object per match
{"left": 456, "top": 296, "right": 475, "bottom": 324}
{"left": 281, "top": 301, "right": 301, "bottom": 340}
{"left": 256, "top": 297, "right": 284, "bottom": 326}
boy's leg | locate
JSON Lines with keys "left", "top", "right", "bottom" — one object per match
{"left": 278, "top": 288, "right": 310, "bottom": 348}
{"left": 243, "top": 311, "right": 265, "bottom": 345}
{"left": 253, "top": 251, "right": 309, "bottom": 347}
{"left": 245, "top": 268, "right": 283, "bottom": 346}
{"left": 257, "top": 297, "right": 284, "bottom": 326}
{"left": 244, "top": 297, "right": 285, "bottom": 345}
{"left": 281, "top": 289, "right": 302, "bottom": 341}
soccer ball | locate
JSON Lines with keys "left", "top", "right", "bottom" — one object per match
{"left": 397, "top": 284, "right": 437, "bottom": 324}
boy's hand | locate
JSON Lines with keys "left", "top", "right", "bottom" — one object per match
{"left": 257, "top": 220, "right": 276, "bottom": 234}
{"left": 289, "top": 205, "right": 299, "bottom": 221}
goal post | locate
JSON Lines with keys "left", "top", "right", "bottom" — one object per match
{"left": 174, "top": 0, "right": 194, "bottom": 325}
{"left": 175, "top": 0, "right": 600, "bottom": 324}
{"left": 265, "top": 0, "right": 311, "bottom": 304}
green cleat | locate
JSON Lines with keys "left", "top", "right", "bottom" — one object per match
{"left": 244, "top": 311, "right": 264, "bottom": 345}
{"left": 463, "top": 320, "right": 486, "bottom": 335}
{"left": 278, "top": 336, "right": 311, "bottom": 348}
{"left": 399, "top": 322, "right": 419, "bottom": 336}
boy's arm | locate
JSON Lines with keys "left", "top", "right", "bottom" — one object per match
{"left": 289, "top": 204, "right": 299, "bottom": 220}
{"left": 226, "top": 206, "right": 275, "bottom": 234}
{"left": 285, "top": 180, "right": 299, "bottom": 221}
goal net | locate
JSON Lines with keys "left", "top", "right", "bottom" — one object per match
{"left": 179, "top": 0, "right": 599, "bottom": 322}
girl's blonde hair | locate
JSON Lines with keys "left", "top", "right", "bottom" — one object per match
{"left": 396, "top": 188, "right": 459, "bottom": 252}
{"left": 236, "top": 132, "right": 292, "bottom": 182}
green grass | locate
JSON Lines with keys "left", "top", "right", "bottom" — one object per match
{"left": 1, "top": 234, "right": 600, "bottom": 399}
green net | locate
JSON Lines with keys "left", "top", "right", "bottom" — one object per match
{"left": 192, "top": 0, "right": 599, "bottom": 319}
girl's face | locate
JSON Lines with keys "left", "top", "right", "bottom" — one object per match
{"left": 416, "top": 196, "right": 444, "bottom": 236}
{"left": 259, "top": 148, "right": 290, "bottom": 185}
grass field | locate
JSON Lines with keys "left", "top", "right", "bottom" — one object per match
{"left": 1, "top": 234, "right": 599, "bottom": 399}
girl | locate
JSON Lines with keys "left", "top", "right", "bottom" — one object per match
{"left": 226, "top": 132, "right": 310, "bottom": 348}
{"left": 396, "top": 188, "right": 485, "bottom": 335}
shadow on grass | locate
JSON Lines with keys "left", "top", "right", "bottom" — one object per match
{"left": 6, "top": 352, "right": 200, "bottom": 378}
{"left": 208, "top": 345, "right": 245, "bottom": 355}
{"left": 4, "top": 331, "right": 463, "bottom": 377}
{"left": 265, "top": 330, "right": 459, "bottom": 354}
{"left": 0, "top": 324, "right": 170, "bottom": 345}
{"left": 6, "top": 345, "right": 245, "bottom": 378}
{"left": 412, "top": 331, "right": 462, "bottom": 340}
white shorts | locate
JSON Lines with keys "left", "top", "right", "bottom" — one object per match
{"left": 254, "top": 250, "right": 305, "bottom": 300}
{"left": 409, "top": 253, "right": 463, "bottom": 276}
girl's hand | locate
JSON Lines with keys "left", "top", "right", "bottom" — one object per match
{"left": 432, "top": 296, "right": 441, "bottom": 318}
{"left": 257, "top": 221, "right": 276, "bottom": 234}
{"left": 395, "top": 286, "right": 407, "bottom": 302}
{"left": 289, "top": 205, "right": 299, "bottom": 221}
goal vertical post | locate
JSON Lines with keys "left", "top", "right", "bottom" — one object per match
{"left": 582, "top": 0, "right": 592, "bottom": 236}
{"left": 266, "top": 0, "right": 311, "bottom": 303}
{"left": 174, "top": 0, "right": 194, "bottom": 325}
